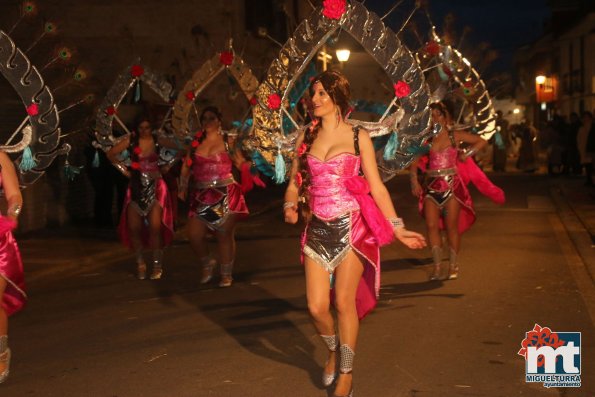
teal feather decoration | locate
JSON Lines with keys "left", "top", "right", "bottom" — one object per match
{"left": 19, "top": 146, "right": 37, "bottom": 171}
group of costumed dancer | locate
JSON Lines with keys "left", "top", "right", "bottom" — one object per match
{"left": 107, "top": 106, "right": 250, "bottom": 287}
{"left": 0, "top": 5, "right": 507, "bottom": 396}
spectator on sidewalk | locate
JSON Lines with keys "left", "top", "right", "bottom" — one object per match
{"left": 564, "top": 112, "right": 582, "bottom": 175}
{"left": 577, "top": 111, "right": 594, "bottom": 186}
{"left": 492, "top": 111, "right": 508, "bottom": 172}
{"left": 0, "top": 152, "right": 25, "bottom": 383}
{"left": 517, "top": 122, "right": 538, "bottom": 172}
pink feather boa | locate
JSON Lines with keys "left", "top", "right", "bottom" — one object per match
{"left": 240, "top": 161, "right": 266, "bottom": 193}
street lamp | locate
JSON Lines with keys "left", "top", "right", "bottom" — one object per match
{"left": 535, "top": 75, "right": 546, "bottom": 85}
{"left": 335, "top": 49, "right": 350, "bottom": 62}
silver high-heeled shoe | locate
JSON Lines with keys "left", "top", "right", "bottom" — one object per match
{"left": 321, "top": 334, "right": 338, "bottom": 387}
{"left": 0, "top": 335, "right": 10, "bottom": 384}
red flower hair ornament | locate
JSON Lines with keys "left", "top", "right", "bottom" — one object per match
{"left": 297, "top": 143, "right": 307, "bottom": 157}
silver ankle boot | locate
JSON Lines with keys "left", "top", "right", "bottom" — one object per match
{"left": 219, "top": 261, "right": 233, "bottom": 287}
{"left": 333, "top": 344, "right": 354, "bottom": 397}
{"left": 429, "top": 246, "right": 442, "bottom": 281}
{"left": 135, "top": 250, "right": 146, "bottom": 280}
{"left": 321, "top": 334, "right": 338, "bottom": 387}
{"left": 448, "top": 247, "right": 459, "bottom": 280}
{"left": 150, "top": 249, "right": 163, "bottom": 280}
{"left": 200, "top": 256, "right": 216, "bottom": 284}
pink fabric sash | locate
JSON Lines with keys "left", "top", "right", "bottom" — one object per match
{"left": 344, "top": 175, "right": 394, "bottom": 247}
{"left": 0, "top": 216, "right": 26, "bottom": 316}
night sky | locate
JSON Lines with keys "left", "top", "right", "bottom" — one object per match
{"left": 363, "top": 0, "right": 551, "bottom": 74}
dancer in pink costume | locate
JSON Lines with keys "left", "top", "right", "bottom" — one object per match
{"left": 410, "top": 102, "right": 505, "bottom": 281}
{"left": 0, "top": 151, "right": 25, "bottom": 383}
{"left": 284, "top": 71, "right": 426, "bottom": 397}
{"left": 179, "top": 106, "right": 260, "bottom": 288}
{"left": 108, "top": 116, "right": 174, "bottom": 280}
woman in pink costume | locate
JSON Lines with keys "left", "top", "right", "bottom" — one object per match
{"left": 179, "top": 106, "right": 252, "bottom": 288}
{"left": 108, "top": 116, "right": 174, "bottom": 280}
{"left": 283, "top": 71, "right": 426, "bottom": 397}
{"left": 0, "top": 151, "right": 25, "bottom": 383}
{"left": 410, "top": 102, "right": 504, "bottom": 281}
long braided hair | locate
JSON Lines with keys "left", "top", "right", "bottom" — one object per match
{"left": 297, "top": 70, "right": 352, "bottom": 221}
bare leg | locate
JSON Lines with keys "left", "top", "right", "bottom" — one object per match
{"left": 215, "top": 215, "right": 238, "bottom": 287}
{"left": 148, "top": 204, "right": 164, "bottom": 279}
{"left": 333, "top": 250, "right": 364, "bottom": 396}
{"left": 127, "top": 205, "right": 146, "bottom": 279}
{"left": 444, "top": 198, "right": 461, "bottom": 279}
{"left": 304, "top": 257, "right": 337, "bottom": 386}
{"left": 187, "top": 217, "right": 213, "bottom": 283}
{"left": 424, "top": 199, "right": 443, "bottom": 280}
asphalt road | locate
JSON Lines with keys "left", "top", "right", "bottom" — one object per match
{"left": 3, "top": 174, "right": 594, "bottom": 397}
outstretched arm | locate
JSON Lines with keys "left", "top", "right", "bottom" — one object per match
{"left": 455, "top": 130, "right": 487, "bottom": 159}
{"left": 106, "top": 136, "right": 131, "bottom": 178}
{"left": 359, "top": 130, "right": 426, "bottom": 249}
{"left": 0, "top": 152, "right": 23, "bottom": 222}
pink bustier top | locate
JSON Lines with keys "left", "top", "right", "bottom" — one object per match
{"left": 429, "top": 146, "right": 458, "bottom": 170}
{"left": 307, "top": 153, "right": 360, "bottom": 219}
{"left": 138, "top": 152, "right": 159, "bottom": 173}
{"left": 192, "top": 152, "right": 233, "bottom": 182}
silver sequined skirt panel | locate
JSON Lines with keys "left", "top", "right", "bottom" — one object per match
{"left": 303, "top": 212, "right": 351, "bottom": 273}
{"left": 130, "top": 173, "right": 158, "bottom": 216}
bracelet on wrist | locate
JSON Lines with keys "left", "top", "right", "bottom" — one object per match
{"left": 8, "top": 204, "right": 22, "bottom": 218}
{"left": 283, "top": 201, "right": 296, "bottom": 210}
{"left": 387, "top": 217, "right": 405, "bottom": 229}
{"left": 463, "top": 147, "right": 477, "bottom": 158}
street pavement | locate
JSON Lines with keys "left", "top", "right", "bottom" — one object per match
{"left": 2, "top": 172, "right": 595, "bottom": 397}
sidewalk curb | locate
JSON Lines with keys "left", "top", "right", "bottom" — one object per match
{"left": 549, "top": 186, "right": 595, "bottom": 284}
